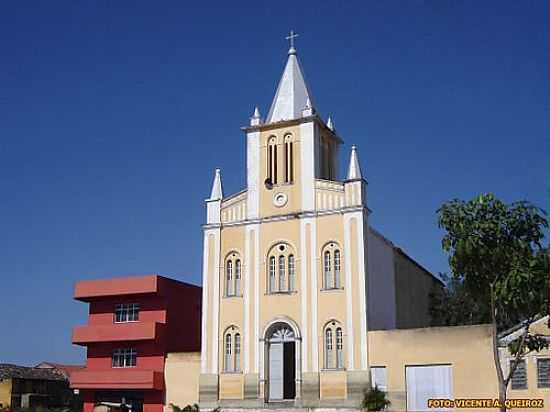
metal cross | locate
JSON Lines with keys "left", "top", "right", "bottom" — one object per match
{"left": 286, "top": 30, "right": 299, "bottom": 49}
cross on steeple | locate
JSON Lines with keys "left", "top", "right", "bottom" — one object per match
{"left": 286, "top": 30, "right": 299, "bottom": 54}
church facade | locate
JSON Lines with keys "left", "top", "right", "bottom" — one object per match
{"left": 198, "top": 39, "right": 441, "bottom": 408}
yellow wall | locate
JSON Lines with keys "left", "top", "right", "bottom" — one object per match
{"left": 369, "top": 325, "right": 500, "bottom": 411}
{"left": 320, "top": 370, "right": 347, "bottom": 399}
{"left": 164, "top": 352, "right": 201, "bottom": 412}
{"left": 0, "top": 378, "right": 11, "bottom": 409}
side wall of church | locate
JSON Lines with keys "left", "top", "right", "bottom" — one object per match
{"left": 366, "top": 229, "right": 397, "bottom": 330}
{"left": 394, "top": 248, "right": 441, "bottom": 329}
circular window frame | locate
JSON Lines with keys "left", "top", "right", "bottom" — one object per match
{"left": 273, "top": 192, "right": 288, "bottom": 208}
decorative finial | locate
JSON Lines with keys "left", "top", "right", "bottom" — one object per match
{"left": 286, "top": 30, "right": 299, "bottom": 55}
{"left": 209, "top": 168, "right": 224, "bottom": 200}
{"left": 347, "top": 145, "right": 363, "bottom": 180}
{"left": 302, "top": 97, "right": 314, "bottom": 117}
{"left": 327, "top": 116, "right": 334, "bottom": 131}
{"left": 250, "top": 106, "right": 262, "bottom": 126}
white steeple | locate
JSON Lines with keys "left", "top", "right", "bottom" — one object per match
{"left": 347, "top": 145, "right": 363, "bottom": 180}
{"left": 250, "top": 106, "right": 262, "bottom": 126}
{"left": 266, "top": 32, "right": 314, "bottom": 124}
{"left": 327, "top": 116, "right": 334, "bottom": 131}
{"left": 209, "top": 168, "right": 224, "bottom": 200}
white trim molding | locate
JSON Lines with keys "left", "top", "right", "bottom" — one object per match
{"left": 246, "top": 130, "right": 260, "bottom": 219}
{"left": 210, "top": 228, "right": 221, "bottom": 374}
{"left": 200, "top": 230, "right": 210, "bottom": 373}
{"left": 343, "top": 214, "right": 355, "bottom": 370}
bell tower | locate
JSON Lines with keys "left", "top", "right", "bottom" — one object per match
{"left": 244, "top": 37, "right": 346, "bottom": 221}
{"left": 200, "top": 33, "right": 370, "bottom": 408}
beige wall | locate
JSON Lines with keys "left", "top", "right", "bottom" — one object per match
{"left": 369, "top": 325, "right": 500, "bottom": 411}
{"left": 164, "top": 352, "right": 201, "bottom": 411}
{"left": 0, "top": 378, "right": 12, "bottom": 409}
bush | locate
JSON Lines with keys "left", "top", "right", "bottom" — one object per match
{"left": 362, "top": 385, "right": 391, "bottom": 411}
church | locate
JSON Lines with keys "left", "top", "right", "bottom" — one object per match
{"left": 198, "top": 34, "right": 441, "bottom": 408}
{"left": 69, "top": 35, "right": 550, "bottom": 412}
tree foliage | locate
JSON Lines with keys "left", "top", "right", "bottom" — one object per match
{"left": 429, "top": 273, "right": 491, "bottom": 327}
{"left": 437, "top": 193, "right": 550, "bottom": 411}
{"left": 438, "top": 194, "right": 550, "bottom": 329}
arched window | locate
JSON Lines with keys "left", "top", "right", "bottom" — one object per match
{"left": 234, "top": 333, "right": 241, "bottom": 372}
{"left": 324, "top": 322, "right": 344, "bottom": 369}
{"left": 288, "top": 255, "right": 295, "bottom": 292}
{"left": 324, "top": 251, "right": 332, "bottom": 289}
{"left": 267, "top": 242, "right": 296, "bottom": 293}
{"left": 322, "top": 243, "right": 342, "bottom": 290}
{"left": 267, "top": 137, "right": 277, "bottom": 185}
{"left": 278, "top": 255, "right": 286, "bottom": 291}
{"left": 336, "top": 327, "right": 343, "bottom": 368}
{"left": 235, "top": 259, "right": 241, "bottom": 296}
{"left": 269, "top": 256, "right": 276, "bottom": 292}
{"left": 225, "top": 252, "right": 242, "bottom": 297}
{"left": 223, "top": 327, "right": 242, "bottom": 373}
{"left": 325, "top": 328, "right": 333, "bottom": 369}
{"left": 226, "top": 260, "right": 233, "bottom": 296}
{"left": 284, "top": 134, "right": 294, "bottom": 183}
{"left": 224, "top": 333, "right": 232, "bottom": 372}
{"left": 334, "top": 250, "right": 341, "bottom": 289}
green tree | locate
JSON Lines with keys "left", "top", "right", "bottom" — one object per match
{"left": 438, "top": 194, "right": 550, "bottom": 412}
{"left": 429, "top": 273, "right": 492, "bottom": 327}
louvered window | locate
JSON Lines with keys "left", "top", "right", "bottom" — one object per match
{"left": 510, "top": 359, "right": 527, "bottom": 390}
{"left": 537, "top": 358, "right": 550, "bottom": 388}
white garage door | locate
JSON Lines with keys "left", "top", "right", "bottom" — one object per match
{"left": 406, "top": 365, "right": 453, "bottom": 412}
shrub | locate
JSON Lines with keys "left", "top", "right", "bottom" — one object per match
{"left": 362, "top": 385, "right": 391, "bottom": 411}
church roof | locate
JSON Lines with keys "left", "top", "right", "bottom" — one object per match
{"left": 266, "top": 47, "right": 314, "bottom": 124}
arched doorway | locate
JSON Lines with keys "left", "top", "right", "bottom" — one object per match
{"left": 266, "top": 322, "right": 297, "bottom": 401}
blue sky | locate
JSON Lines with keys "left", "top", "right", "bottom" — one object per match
{"left": 1, "top": 1, "right": 548, "bottom": 365}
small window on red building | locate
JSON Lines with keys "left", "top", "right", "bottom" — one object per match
{"left": 114, "top": 303, "right": 139, "bottom": 323}
{"left": 112, "top": 348, "right": 137, "bottom": 368}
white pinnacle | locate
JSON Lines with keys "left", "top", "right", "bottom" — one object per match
{"left": 347, "top": 145, "right": 363, "bottom": 180}
{"left": 250, "top": 106, "right": 262, "bottom": 126}
{"left": 327, "top": 116, "right": 334, "bottom": 131}
{"left": 253, "top": 107, "right": 260, "bottom": 118}
{"left": 209, "top": 168, "right": 224, "bottom": 200}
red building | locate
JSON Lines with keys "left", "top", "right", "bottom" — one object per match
{"left": 70, "top": 275, "right": 201, "bottom": 412}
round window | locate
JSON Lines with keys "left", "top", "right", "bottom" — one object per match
{"left": 273, "top": 192, "right": 288, "bottom": 207}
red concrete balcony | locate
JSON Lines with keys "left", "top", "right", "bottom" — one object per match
{"left": 72, "top": 322, "right": 165, "bottom": 345}
{"left": 74, "top": 275, "right": 162, "bottom": 301}
{"left": 70, "top": 369, "right": 164, "bottom": 390}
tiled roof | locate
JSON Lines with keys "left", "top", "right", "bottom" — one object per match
{"left": 35, "top": 362, "right": 85, "bottom": 378}
{"left": 0, "top": 364, "right": 67, "bottom": 381}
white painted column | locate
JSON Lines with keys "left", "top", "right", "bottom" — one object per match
{"left": 295, "top": 338, "right": 302, "bottom": 399}
{"left": 200, "top": 230, "right": 210, "bottom": 374}
{"left": 247, "top": 131, "right": 260, "bottom": 219}
{"left": 299, "top": 219, "right": 309, "bottom": 373}
{"left": 355, "top": 211, "right": 369, "bottom": 370}
{"left": 253, "top": 225, "right": 261, "bottom": 373}
{"left": 244, "top": 226, "right": 252, "bottom": 373}
{"left": 210, "top": 228, "right": 221, "bottom": 374}
{"left": 299, "top": 121, "right": 316, "bottom": 211}
{"left": 343, "top": 214, "right": 355, "bottom": 370}
{"left": 309, "top": 219, "right": 319, "bottom": 371}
